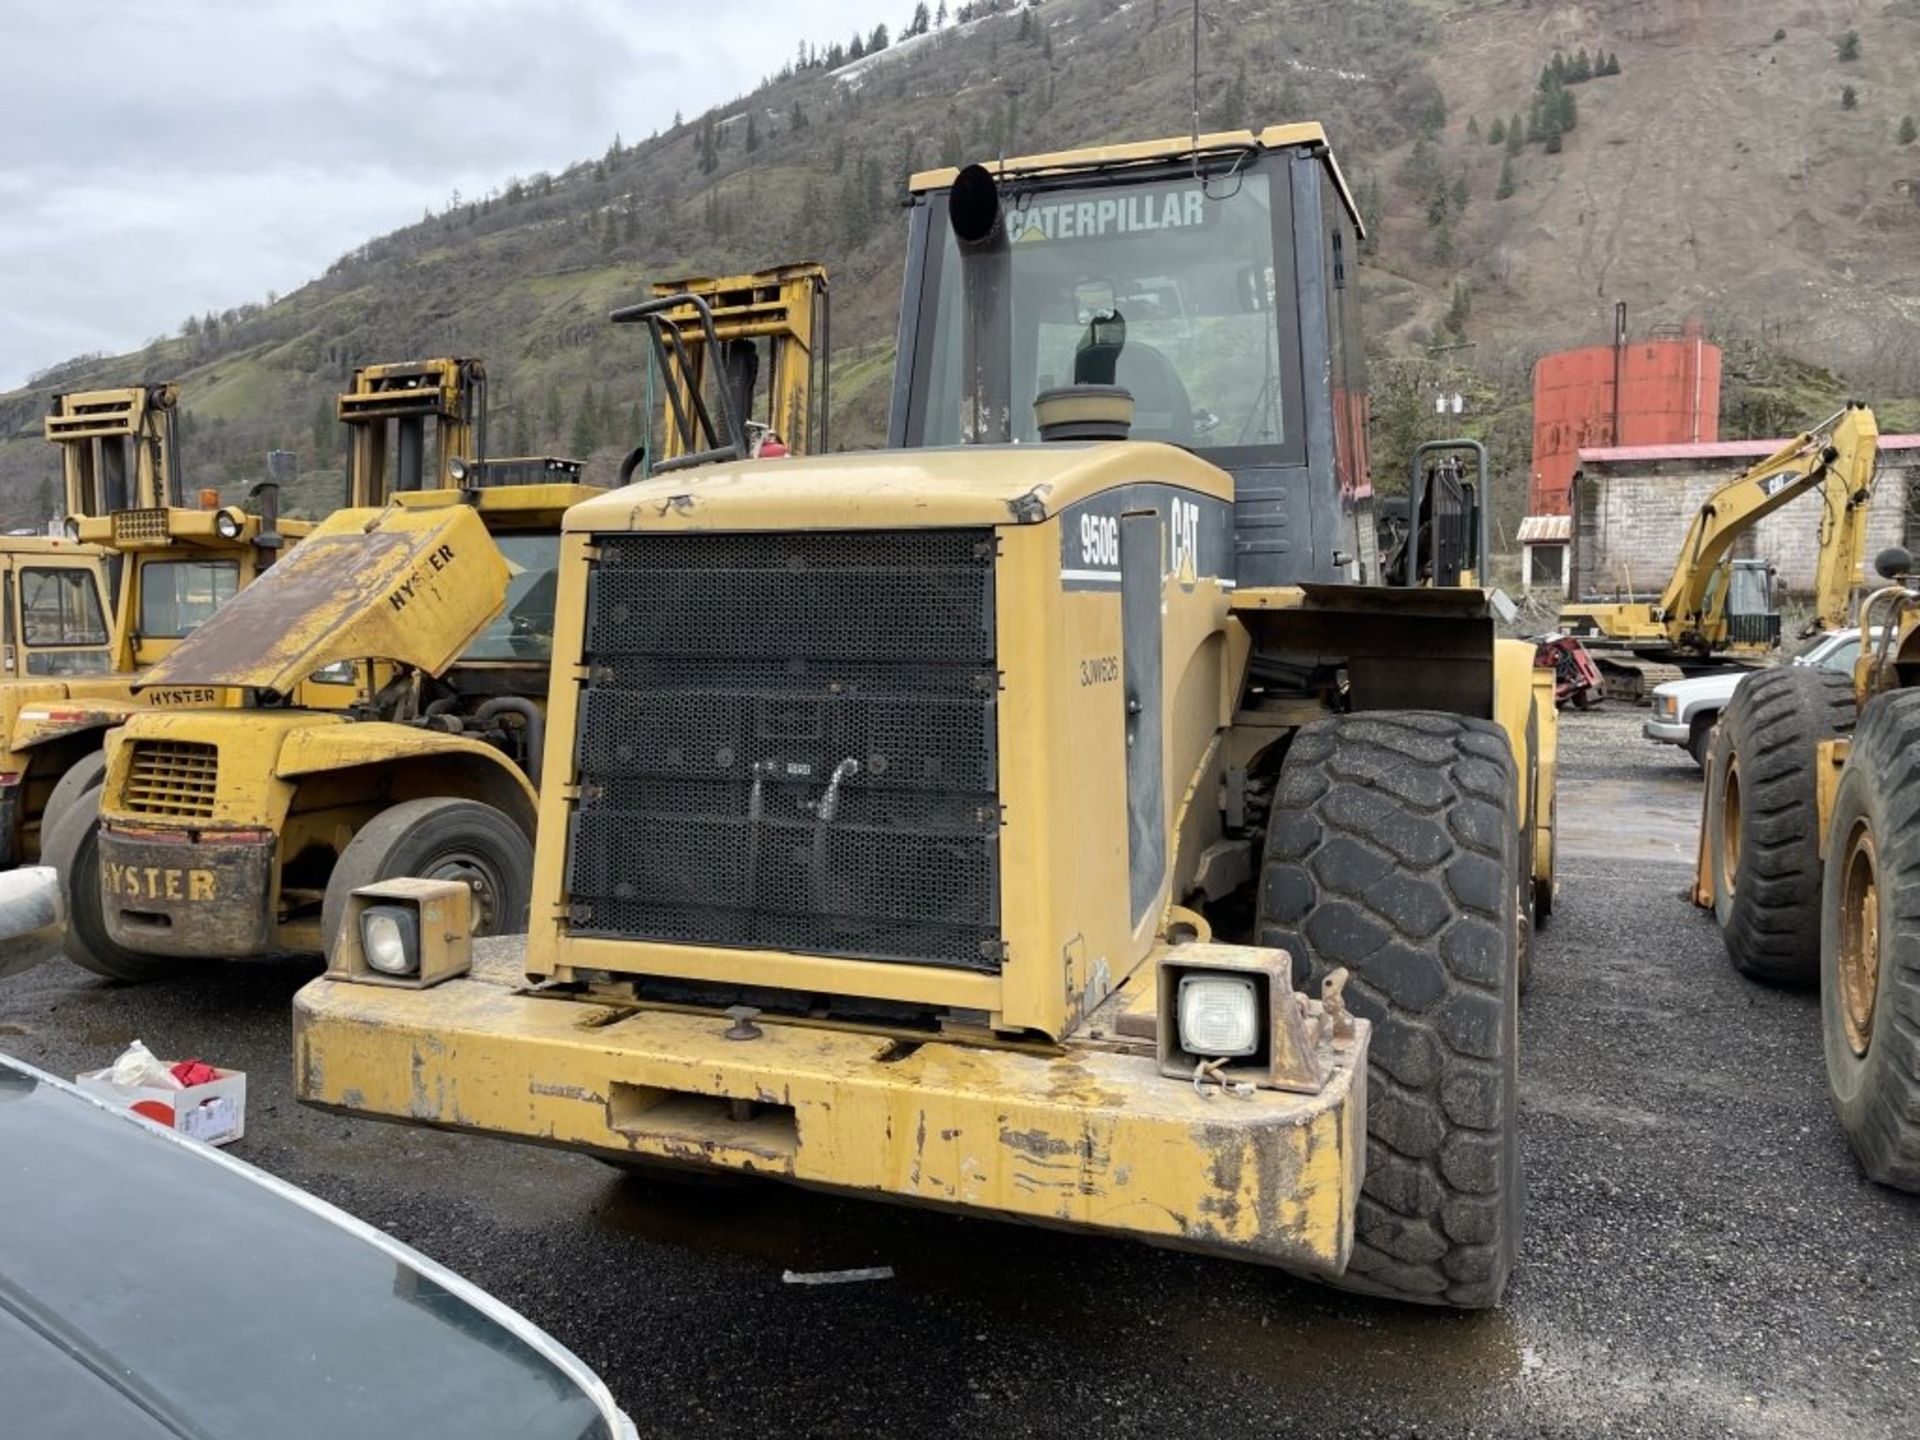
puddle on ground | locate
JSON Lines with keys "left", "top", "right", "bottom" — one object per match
{"left": 1560, "top": 772, "right": 1701, "bottom": 865}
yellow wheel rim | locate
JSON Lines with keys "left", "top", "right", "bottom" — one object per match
{"left": 1837, "top": 822, "right": 1881, "bottom": 1058}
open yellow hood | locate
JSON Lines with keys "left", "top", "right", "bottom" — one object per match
{"left": 136, "top": 503, "right": 509, "bottom": 695}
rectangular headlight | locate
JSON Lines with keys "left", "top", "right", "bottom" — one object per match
{"left": 360, "top": 905, "right": 420, "bottom": 976}
{"left": 1177, "top": 973, "right": 1260, "bottom": 1057}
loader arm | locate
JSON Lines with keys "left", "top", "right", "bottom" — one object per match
{"left": 1658, "top": 403, "right": 1879, "bottom": 637}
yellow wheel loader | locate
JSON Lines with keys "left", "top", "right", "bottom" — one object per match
{"left": 1697, "top": 442, "right": 1920, "bottom": 1192}
{"left": 0, "top": 384, "right": 322, "bottom": 873}
{"left": 57, "top": 270, "right": 828, "bottom": 983}
{"left": 1559, "top": 405, "right": 1881, "bottom": 700}
{"left": 294, "top": 127, "right": 1555, "bottom": 1309}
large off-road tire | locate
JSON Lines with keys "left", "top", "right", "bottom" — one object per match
{"left": 1818, "top": 692, "right": 1920, "bottom": 1192}
{"left": 1706, "top": 668, "right": 1855, "bottom": 984}
{"left": 43, "top": 791, "right": 198, "bottom": 982}
{"left": 1257, "top": 712, "right": 1523, "bottom": 1309}
{"left": 321, "top": 797, "right": 534, "bottom": 961}
{"left": 39, "top": 749, "right": 107, "bottom": 851}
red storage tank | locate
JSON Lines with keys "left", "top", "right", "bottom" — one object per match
{"left": 1531, "top": 319, "right": 1720, "bottom": 516}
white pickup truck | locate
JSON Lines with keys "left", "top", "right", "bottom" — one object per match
{"left": 1645, "top": 628, "right": 1868, "bottom": 768}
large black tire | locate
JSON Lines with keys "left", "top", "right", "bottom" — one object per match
{"left": 1257, "top": 712, "right": 1523, "bottom": 1309}
{"left": 1818, "top": 692, "right": 1920, "bottom": 1192}
{"left": 38, "top": 749, "right": 107, "bottom": 856}
{"left": 1706, "top": 668, "right": 1855, "bottom": 984}
{"left": 43, "top": 791, "right": 198, "bottom": 982}
{"left": 321, "top": 797, "right": 534, "bottom": 961}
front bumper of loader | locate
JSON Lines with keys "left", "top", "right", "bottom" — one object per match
{"left": 294, "top": 958, "right": 1370, "bottom": 1277}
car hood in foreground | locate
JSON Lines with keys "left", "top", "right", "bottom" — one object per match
{"left": 0, "top": 1054, "right": 633, "bottom": 1440}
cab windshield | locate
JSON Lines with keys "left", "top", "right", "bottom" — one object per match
{"left": 139, "top": 559, "right": 239, "bottom": 638}
{"left": 909, "top": 167, "right": 1298, "bottom": 461}
{"left": 462, "top": 534, "right": 560, "bottom": 662}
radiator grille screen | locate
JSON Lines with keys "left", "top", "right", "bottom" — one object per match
{"left": 566, "top": 530, "right": 1002, "bottom": 971}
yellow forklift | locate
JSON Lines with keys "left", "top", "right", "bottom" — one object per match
{"left": 0, "top": 384, "right": 311, "bottom": 871}
{"left": 295, "top": 128, "right": 1553, "bottom": 1309}
{"left": 56, "top": 269, "right": 828, "bottom": 980}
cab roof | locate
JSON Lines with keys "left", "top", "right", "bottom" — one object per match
{"left": 907, "top": 122, "right": 1362, "bottom": 236}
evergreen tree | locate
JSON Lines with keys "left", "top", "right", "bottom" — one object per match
{"left": 570, "top": 388, "right": 600, "bottom": 457}
{"left": 311, "top": 395, "right": 333, "bottom": 457}
{"left": 907, "top": 2, "right": 930, "bottom": 37}
{"left": 1466, "top": 115, "right": 1481, "bottom": 141}
{"left": 1842, "top": 85, "right": 1858, "bottom": 110}
{"left": 1838, "top": 29, "right": 1860, "bottom": 62}
{"left": 936, "top": 1, "right": 947, "bottom": 25}
{"left": 1604, "top": 51, "right": 1621, "bottom": 75}
{"left": 1444, "top": 281, "right": 1471, "bottom": 338}
{"left": 1450, "top": 175, "right": 1470, "bottom": 214}
{"left": 698, "top": 114, "right": 718, "bottom": 173}
{"left": 1487, "top": 115, "right": 1505, "bottom": 145}
{"left": 746, "top": 113, "right": 760, "bottom": 151}
{"left": 1571, "top": 48, "right": 1591, "bottom": 82}
{"left": 1495, "top": 154, "right": 1516, "bottom": 199}
{"left": 1506, "top": 113, "right": 1525, "bottom": 154}
{"left": 870, "top": 22, "right": 889, "bottom": 49}
{"left": 1901, "top": 115, "right": 1918, "bottom": 145}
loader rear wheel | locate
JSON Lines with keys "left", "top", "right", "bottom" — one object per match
{"left": 321, "top": 797, "right": 534, "bottom": 961}
{"left": 1257, "top": 712, "right": 1522, "bottom": 1309}
{"left": 1819, "top": 692, "right": 1920, "bottom": 1192}
{"left": 1707, "top": 668, "right": 1854, "bottom": 984}
{"left": 39, "top": 749, "right": 106, "bottom": 852}
{"left": 43, "top": 791, "right": 199, "bottom": 983}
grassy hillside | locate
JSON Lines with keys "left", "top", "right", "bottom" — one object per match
{"left": 3, "top": 0, "right": 1918, "bottom": 535}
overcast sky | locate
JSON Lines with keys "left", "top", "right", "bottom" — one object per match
{"left": 0, "top": 0, "right": 891, "bottom": 390}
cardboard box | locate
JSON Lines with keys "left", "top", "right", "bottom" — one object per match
{"left": 78, "top": 1065, "right": 247, "bottom": 1146}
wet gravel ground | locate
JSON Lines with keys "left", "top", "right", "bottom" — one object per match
{"left": 4, "top": 705, "right": 1918, "bottom": 1437}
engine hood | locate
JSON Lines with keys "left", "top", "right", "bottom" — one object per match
{"left": 135, "top": 502, "right": 509, "bottom": 696}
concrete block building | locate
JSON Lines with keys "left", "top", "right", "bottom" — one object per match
{"left": 1540, "top": 435, "right": 1920, "bottom": 602}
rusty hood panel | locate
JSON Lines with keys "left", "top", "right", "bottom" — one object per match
{"left": 135, "top": 504, "right": 510, "bottom": 695}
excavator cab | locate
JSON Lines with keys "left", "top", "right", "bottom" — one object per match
{"left": 1719, "top": 558, "right": 1780, "bottom": 649}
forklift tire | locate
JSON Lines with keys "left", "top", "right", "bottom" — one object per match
{"left": 321, "top": 797, "right": 534, "bottom": 961}
{"left": 1257, "top": 712, "right": 1522, "bottom": 1309}
{"left": 1818, "top": 692, "right": 1920, "bottom": 1192}
{"left": 43, "top": 790, "right": 199, "bottom": 983}
{"left": 1707, "top": 667, "right": 1854, "bottom": 984}
{"left": 39, "top": 750, "right": 107, "bottom": 850}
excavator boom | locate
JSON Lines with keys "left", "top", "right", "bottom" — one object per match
{"left": 1658, "top": 403, "right": 1879, "bottom": 634}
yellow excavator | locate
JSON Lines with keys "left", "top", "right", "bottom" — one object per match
{"left": 1558, "top": 404, "right": 1881, "bottom": 701}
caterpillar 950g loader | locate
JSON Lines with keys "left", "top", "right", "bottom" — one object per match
{"left": 294, "top": 127, "right": 1554, "bottom": 1308}
{"left": 55, "top": 270, "right": 827, "bottom": 981}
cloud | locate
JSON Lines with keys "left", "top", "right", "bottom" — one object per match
{"left": 0, "top": 0, "right": 887, "bottom": 388}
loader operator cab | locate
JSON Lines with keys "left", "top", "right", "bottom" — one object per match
{"left": 895, "top": 128, "right": 1372, "bottom": 586}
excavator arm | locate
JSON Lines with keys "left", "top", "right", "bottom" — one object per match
{"left": 1658, "top": 403, "right": 1879, "bottom": 640}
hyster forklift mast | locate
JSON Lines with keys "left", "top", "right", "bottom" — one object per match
{"left": 64, "top": 270, "right": 826, "bottom": 981}
{"left": 295, "top": 130, "right": 1551, "bottom": 1310}
{"left": 337, "top": 358, "right": 484, "bottom": 501}
{"left": 1559, "top": 404, "right": 1881, "bottom": 698}
{"left": 0, "top": 389, "right": 309, "bottom": 870}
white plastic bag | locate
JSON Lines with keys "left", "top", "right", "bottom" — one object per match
{"left": 108, "top": 1039, "right": 182, "bottom": 1091}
